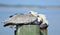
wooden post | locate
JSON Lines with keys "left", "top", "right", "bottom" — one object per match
{"left": 15, "top": 25, "right": 40, "bottom": 35}
{"left": 15, "top": 25, "right": 47, "bottom": 35}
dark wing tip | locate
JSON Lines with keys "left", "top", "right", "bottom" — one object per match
{"left": 3, "top": 23, "right": 15, "bottom": 27}
{"left": 4, "top": 24, "right": 9, "bottom": 27}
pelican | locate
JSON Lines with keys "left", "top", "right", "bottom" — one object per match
{"left": 3, "top": 11, "right": 48, "bottom": 29}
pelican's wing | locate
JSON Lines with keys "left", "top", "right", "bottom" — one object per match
{"left": 4, "top": 13, "right": 37, "bottom": 26}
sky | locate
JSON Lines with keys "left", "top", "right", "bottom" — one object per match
{"left": 0, "top": 0, "right": 60, "bottom": 35}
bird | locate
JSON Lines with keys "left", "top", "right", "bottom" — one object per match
{"left": 37, "top": 14, "right": 48, "bottom": 29}
{"left": 3, "top": 11, "right": 38, "bottom": 28}
{"left": 3, "top": 11, "right": 48, "bottom": 29}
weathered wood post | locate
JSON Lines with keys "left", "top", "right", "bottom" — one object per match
{"left": 15, "top": 25, "right": 47, "bottom": 35}
{"left": 15, "top": 25, "right": 40, "bottom": 35}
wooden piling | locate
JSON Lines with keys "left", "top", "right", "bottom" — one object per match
{"left": 15, "top": 25, "right": 47, "bottom": 35}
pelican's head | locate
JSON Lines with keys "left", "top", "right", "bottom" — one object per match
{"left": 37, "top": 14, "right": 45, "bottom": 22}
{"left": 37, "top": 14, "right": 46, "bottom": 19}
{"left": 38, "top": 14, "right": 48, "bottom": 24}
